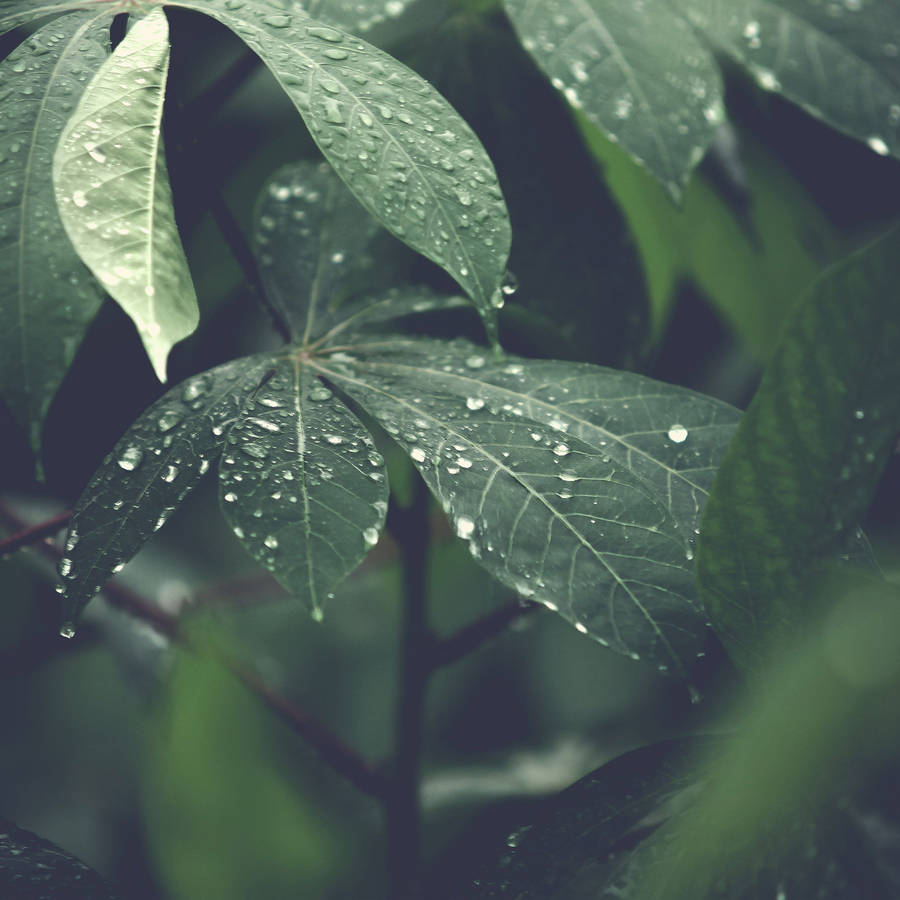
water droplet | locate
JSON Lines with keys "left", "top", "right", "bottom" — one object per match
{"left": 558, "top": 472, "right": 580, "bottom": 482}
{"left": 157, "top": 410, "right": 182, "bottom": 432}
{"left": 311, "top": 607, "right": 325, "bottom": 622}
{"left": 552, "top": 443, "right": 570, "bottom": 457}
{"left": 456, "top": 516, "right": 475, "bottom": 539}
{"left": 363, "top": 526, "right": 379, "bottom": 548}
{"left": 456, "top": 457, "right": 472, "bottom": 469}
{"left": 466, "top": 397, "right": 485, "bottom": 411}
{"left": 574, "top": 622, "right": 588, "bottom": 634}
{"left": 58, "top": 558, "right": 74, "bottom": 578}
{"left": 411, "top": 447, "right": 427, "bottom": 463}
{"left": 854, "top": 409, "right": 865, "bottom": 420}
{"left": 465, "top": 355, "right": 485, "bottom": 369}
{"left": 162, "top": 464, "right": 178, "bottom": 483}
{"left": 264, "top": 534, "right": 279, "bottom": 549}
{"left": 307, "top": 25, "right": 344, "bottom": 42}
{"left": 667, "top": 424, "right": 688, "bottom": 443}
{"left": 241, "top": 442, "right": 269, "bottom": 459}
{"left": 309, "top": 385, "right": 332, "bottom": 402}
{"left": 85, "top": 142, "right": 106, "bottom": 163}
{"left": 59, "top": 622, "right": 76, "bottom": 639}
{"left": 501, "top": 270, "right": 519, "bottom": 296}
{"left": 385, "top": 0, "right": 404, "bottom": 15}
{"left": 323, "top": 47, "right": 349, "bottom": 60}
{"left": 72, "top": 189, "right": 88, "bottom": 208}
{"left": 249, "top": 417, "right": 280, "bottom": 433}
{"left": 117, "top": 446, "right": 144, "bottom": 470}
{"left": 263, "top": 14, "right": 292, "bottom": 28}
{"left": 754, "top": 68, "right": 780, "bottom": 91}
{"left": 183, "top": 376, "right": 211, "bottom": 402}
{"left": 867, "top": 136, "right": 890, "bottom": 156}
{"left": 224, "top": 492, "right": 238, "bottom": 502}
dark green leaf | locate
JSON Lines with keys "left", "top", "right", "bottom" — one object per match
{"left": 171, "top": 0, "right": 512, "bottom": 338}
{"left": 254, "top": 160, "right": 389, "bottom": 342}
{"left": 0, "top": 12, "right": 109, "bottom": 455}
{"left": 676, "top": 0, "right": 900, "bottom": 162}
{"left": 53, "top": 7, "right": 199, "bottom": 381}
{"left": 219, "top": 354, "right": 388, "bottom": 617}
{"left": 319, "top": 335, "right": 739, "bottom": 674}
{"left": 697, "top": 226, "right": 900, "bottom": 672}
{"left": 502, "top": 0, "right": 725, "bottom": 197}
{"left": 0, "top": 821, "right": 121, "bottom": 900}
{"left": 0, "top": 2, "right": 88, "bottom": 33}
{"left": 58, "top": 355, "right": 273, "bottom": 625}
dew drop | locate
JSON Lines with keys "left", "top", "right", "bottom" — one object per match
{"left": 552, "top": 443, "right": 570, "bottom": 457}
{"left": 456, "top": 515, "right": 475, "bottom": 539}
{"left": 867, "top": 136, "right": 890, "bottom": 156}
{"left": 264, "top": 535, "right": 279, "bottom": 549}
{"left": 241, "top": 442, "right": 269, "bottom": 459}
{"left": 162, "top": 464, "right": 178, "bottom": 483}
{"left": 667, "top": 424, "right": 688, "bottom": 443}
{"left": 157, "top": 410, "right": 182, "bottom": 432}
{"left": 72, "top": 189, "right": 88, "bottom": 208}
{"left": 309, "top": 385, "right": 332, "bottom": 402}
{"left": 575, "top": 622, "right": 588, "bottom": 634}
{"left": 58, "top": 557, "right": 74, "bottom": 578}
{"left": 59, "top": 622, "right": 76, "bottom": 639}
{"left": 311, "top": 607, "right": 325, "bottom": 622}
{"left": 363, "top": 526, "right": 379, "bottom": 548}
{"left": 117, "top": 446, "right": 144, "bottom": 470}
{"left": 224, "top": 492, "right": 238, "bottom": 502}
{"left": 411, "top": 447, "right": 427, "bottom": 463}
{"left": 466, "top": 397, "right": 485, "bottom": 411}
{"left": 465, "top": 355, "right": 485, "bottom": 369}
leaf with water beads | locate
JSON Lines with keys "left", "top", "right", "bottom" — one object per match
{"left": 502, "top": 0, "right": 725, "bottom": 198}
{"left": 674, "top": 0, "right": 900, "bottom": 163}
{"left": 316, "top": 337, "right": 739, "bottom": 675}
{"left": 254, "top": 159, "right": 390, "bottom": 342}
{"left": 219, "top": 354, "right": 388, "bottom": 617}
{"left": 52, "top": 7, "right": 199, "bottom": 382}
{"left": 299, "top": 0, "right": 415, "bottom": 34}
{"left": 58, "top": 355, "right": 274, "bottom": 624}
{"left": 171, "top": 0, "right": 512, "bottom": 341}
{"left": 0, "top": 2, "right": 94, "bottom": 33}
{"left": 0, "top": 11, "right": 110, "bottom": 458}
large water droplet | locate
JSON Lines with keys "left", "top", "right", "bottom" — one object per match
{"left": 117, "top": 446, "right": 144, "bottom": 470}
{"left": 157, "top": 410, "right": 182, "bottom": 432}
{"left": 264, "top": 535, "right": 279, "bottom": 549}
{"left": 59, "top": 622, "right": 76, "bottom": 639}
{"left": 456, "top": 515, "right": 475, "bottom": 539}
{"left": 552, "top": 443, "right": 570, "bottom": 457}
{"left": 667, "top": 424, "right": 688, "bottom": 443}
{"left": 363, "top": 526, "right": 379, "bottom": 548}
{"left": 466, "top": 397, "right": 485, "bottom": 411}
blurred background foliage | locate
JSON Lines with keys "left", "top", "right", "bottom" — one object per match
{"left": 1, "top": 2, "right": 900, "bottom": 898}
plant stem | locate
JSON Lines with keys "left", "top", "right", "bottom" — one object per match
{"left": 0, "top": 509, "right": 71, "bottom": 558}
{"left": 385, "top": 478, "right": 432, "bottom": 900}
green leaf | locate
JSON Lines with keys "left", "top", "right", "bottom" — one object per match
{"left": 318, "top": 335, "right": 740, "bottom": 674}
{"left": 171, "top": 0, "right": 512, "bottom": 339}
{"left": 697, "top": 226, "right": 900, "bottom": 672}
{"left": 579, "top": 118, "right": 842, "bottom": 351}
{"left": 219, "top": 354, "right": 388, "bottom": 618}
{"left": 0, "top": 12, "right": 110, "bottom": 455}
{"left": 52, "top": 7, "right": 199, "bottom": 381}
{"left": 254, "top": 160, "right": 388, "bottom": 342}
{"left": 502, "top": 0, "right": 725, "bottom": 197}
{"left": 0, "top": 2, "right": 91, "bottom": 33}
{"left": 300, "top": 0, "right": 415, "bottom": 33}
{"left": 58, "top": 355, "right": 273, "bottom": 625}
{"left": 676, "top": 0, "right": 900, "bottom": 162}
{"left": 0, "top": 821, "right": 122, "bottom": 900}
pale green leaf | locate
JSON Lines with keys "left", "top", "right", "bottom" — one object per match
{"left": 219, "top": 354, "right": 388, "bottom": 617}
{"left": 171, "top": 0, "right": 511, "bottom": 339}
{"left": 0, "top": 12, "right": 109, "bottom": 454}
{"left": 0, "top": 2, "right": 94, "bottom": 33}
{"left": 52, "top": 7, "right": 199, "bottom": 381}
{"left": 676, "top": 0, "right": 900, "bottom": 161}
{"left": 502, "top": 0, "right": 725, "bottom": 197}
{"left": 318, "top": 336, "right": 740, "bottom": 674}
{"left": 58, "top": 355, "right": 273, "bottom": 625}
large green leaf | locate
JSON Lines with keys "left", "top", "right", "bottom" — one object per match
{"left": 318, "top": 335, "right": 740, "bottom": 674}
{"left": 219, "top": 354, "right": 388, "bottom": 617}
{"left": 52, "top": 7, "right": 199, "bottom": 381}
{"left": 697, "top": 226, "right": 900, "bottom": 672}
{"left": 254, "top": 160, "right": 388, "bottom": 342}
{"left": 580, "top": 118, "right": 843, "bottom": 351}
{"left": 171, "top": 0, "right": 511, "bottom": 339}
{"left": 501, "top": 0, "right": 725, "bottom": 197}
{"left": 0, "top": 2, "right": 94, "bottom": 33}
{"left": 58, "top": 355, "right": 273, "bottom": 626}
{"left": 301, "top": 0, "right": 416, "bottom": 33}
{"left": 0, "top": 12, "right": 110, "bottom": 454}
{"left": 676, "top": 0, "right": 900, "bottom": 162}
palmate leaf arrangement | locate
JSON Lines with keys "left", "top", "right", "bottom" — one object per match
{"left": 4, "top": 0, "right": 900, "bottom": 894}
{"left": 2, "top": 0, "right": 899, "bottom": 675}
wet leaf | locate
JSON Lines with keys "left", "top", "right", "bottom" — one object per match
{"left": 0, "top": 821, "right": 121, "bottom": 899}
{"left": 0, "top": 12, "right": 110, "bottom": 456}
{"left": 300, "top": 0, "right": 415, "bottom": 34}
{"left": 171, "top": 0, "right": 511, "bottom": 339}
{"left": 253, "top": 160, "right": 388, "bottom": 342}
{"left": 697, "top": 226, "right": 900, "bottom": 672}
{"left": 219, "top": 354, "right": 388, "bottom": 617}
{"left": 318, "top": 335, "right": 740, "bottom": 674}
{"left": 58, "top": 355, "right": 273, "bottom": 625}
{"left": 52, "top": 7, "right": 199, "bottom": 381}
{"left": 502, "top": 0, "right": 725, "bottom": 197}
{"left": 0, "top": 2, "right": 93, "bottom": 33}
{"left": 677, "top": 0, "right": 900, "bottom": 163}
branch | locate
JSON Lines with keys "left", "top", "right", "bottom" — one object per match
{"left": 0, "top": 510, "right": 71, "bottom": 558}
{"left": 430, "top": 598, "right": 540, "bottom": 671}
{"left": 0, "top": 501, "right": 385, "bottom": 798}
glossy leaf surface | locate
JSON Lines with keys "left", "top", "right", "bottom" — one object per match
{"left": 697, "top": 226, "right": 900, "bottom": 671}
{"left": 172, "top": 0, "right": 511, "bottom": 337}
{"left": 319, "top": 336, "right": 740, "bottom": 674}
{"left": 53, "top": 7, "right": 199, "bottom": 381}
{"left": 58, "top": 356, "right": 273, "bottom": 624}
{"left": 677, "top": 0, "right": 900, "bottom": 162}
{"left": 0, "top": 12, "right": 109, "bottom": 454}
{"left": 502, "top": 0, "right": 725, "bottom": 196}
{"left": 219, "top": 354, "right": 388, "bottom": 617}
